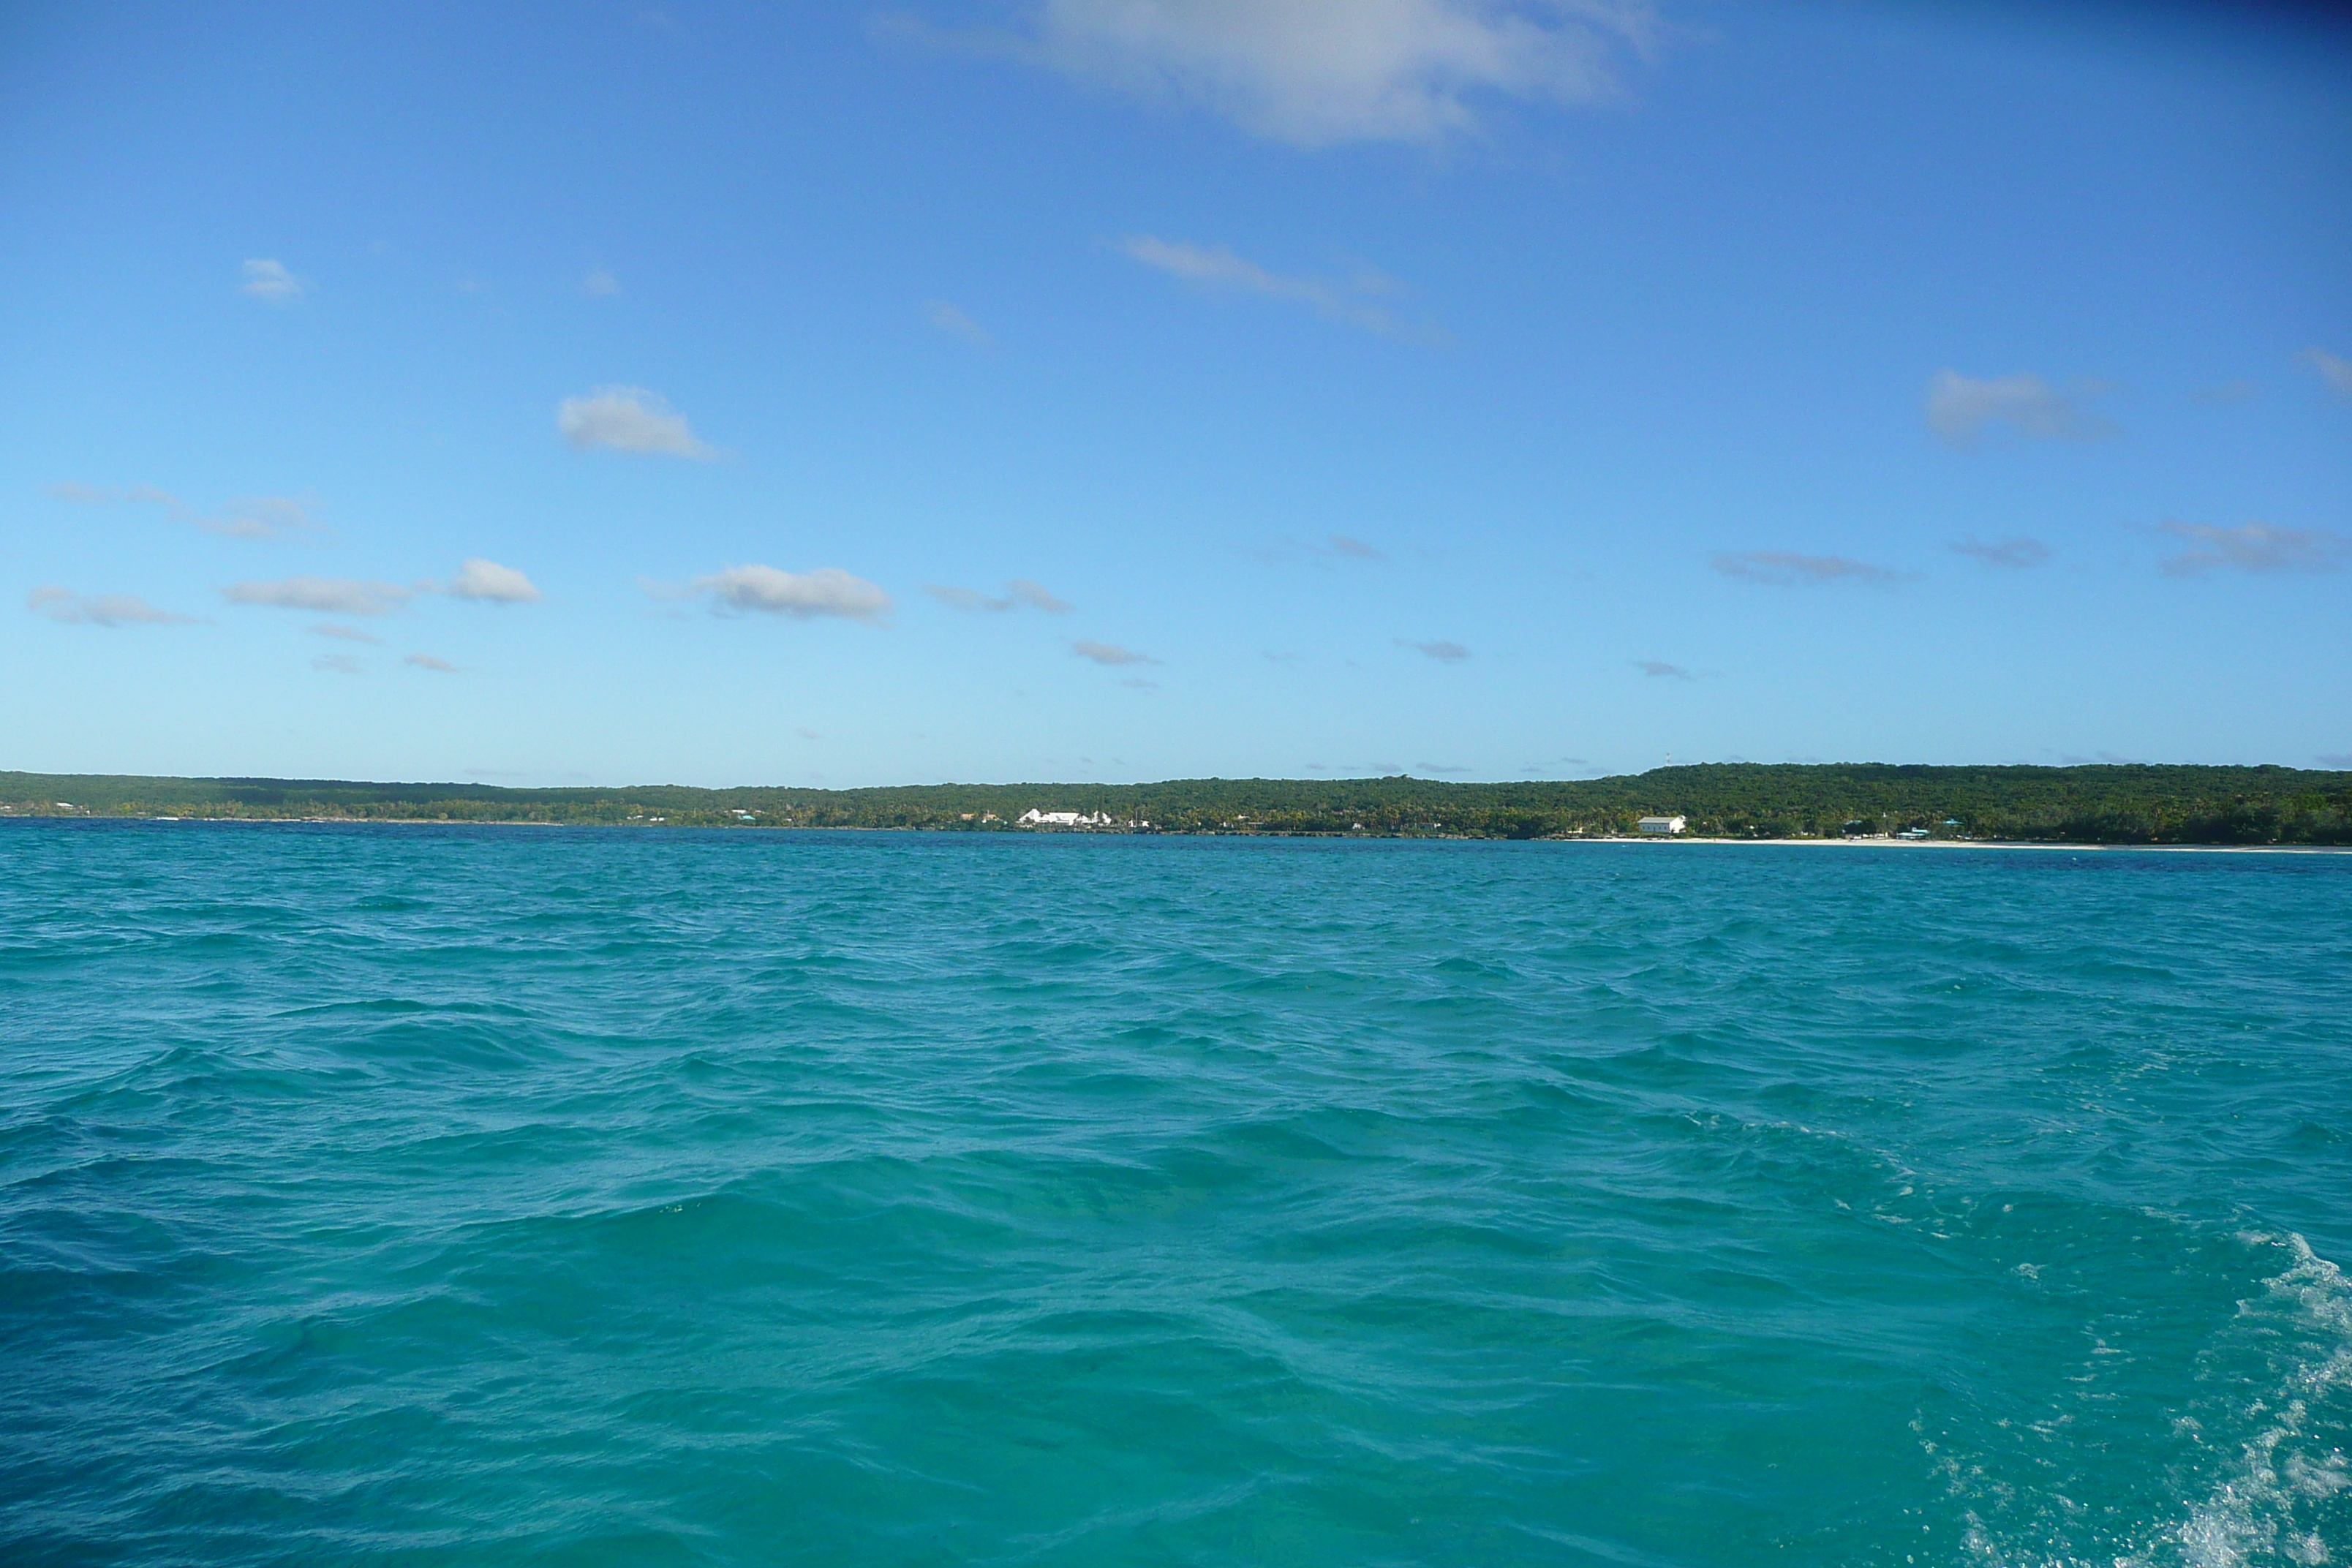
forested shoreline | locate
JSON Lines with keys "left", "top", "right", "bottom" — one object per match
{"left": 4, "top": 764, "right": 2348, "bottom": 845}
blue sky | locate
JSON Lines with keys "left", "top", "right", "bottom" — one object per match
{"left": 2, "top": 1, "right": 2347, "bottom": 788}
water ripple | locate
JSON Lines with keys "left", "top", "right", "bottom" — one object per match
{"left": 1, "top": 823, "right": 2347, "bottom": 1565}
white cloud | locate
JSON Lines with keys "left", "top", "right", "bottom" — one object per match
{"left": 1926, "top": 371, "right": 2113, "bottom": 446}
{"left": 28, "top": 586, "right": 200, "bottom": 626}
{"left": 2303, "top": 347, "right": 2352, "bottom": 398}
{"left": 690, "top": 565, "right": 893, "bottom": 622}
{"left": 2156, "top": 521, "right": 2347, "bottom": 577}
{"left": 955, "top": 0, "right": 1659, "bottom": 148}
{"left": 557, "top": 386, "right": 715, "bottom": 459}
{"left": 241, "top": 258, "right": 304, "bottom": 302}
{"left": 311, "top": 653, "right": 361, "bottom": 674}
{"left": 1399, "top": 638, "right": 1469, "bottom": 661}
{"left": 446, "top": 558, "right": 542, "bottom": 603}
{"left": 1072, "top": 639, "right": 1156, "bottom": 665}
{"left": 310, "top": 623, "right": 382, "bottom": 644}
{"left": 404, "top": 652, "right": 461, "bottom": 671}
{"left": 1714, "top": 551, "right": 1904, "bottom": 587}
{"left": 925, "top": 299, "right": 990, "bottom": 343}
{"left": 223, "top": 576, "right": 412, "bottom": 615}
{"left": 1118, "top": 234, "right": 1433, "bottom": 338}
{"left": 582, "top": 268, "right": 622, "bottom": 297}
{"left": 1950, "top": 535, "right": 2052, "bottom": 569}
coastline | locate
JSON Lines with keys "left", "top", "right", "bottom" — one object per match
{"left": 10, "top": 815, "right": 2347, "bottom": 853}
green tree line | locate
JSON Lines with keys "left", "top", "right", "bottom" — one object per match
{"left": 4, "top": 764, "right": 2348, "bottom": 845}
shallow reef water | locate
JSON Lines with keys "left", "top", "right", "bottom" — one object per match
{"left": 2, "top": 822, "right": 2347, "bottom": 1565}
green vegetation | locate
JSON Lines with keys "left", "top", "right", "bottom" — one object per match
{"left": 4, "top": 764, "right": 2348, "bottom": 845}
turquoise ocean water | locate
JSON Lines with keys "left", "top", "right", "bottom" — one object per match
{"left": 2, "top": 823, "right": 2348, "bottom": 1566}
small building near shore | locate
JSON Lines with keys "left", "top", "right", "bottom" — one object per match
{"left": 1637, "top": 815, "right": 1686, "bottom": 836}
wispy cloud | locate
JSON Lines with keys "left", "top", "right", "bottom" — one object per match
{"left": 1950, "top": 535, "right": 2052, "bottom": 569}
{"left": 1714, "top": 551, "right": 1905, "bottom": 587}
{"left": 311, "top": 653, "right": 361, "bottom": 674}
{"left": 1117, "top": 235, "right": 1436, "bottom": 340}
{"left": 1927, "top": 371, "right": 2113, "bottom": 446}
{"left": 241, "top": 258, "right": 304, "bottom": 302}
{"left": 46, "top": 483, "right": 320, "bottom": 539}
{"left": 2156, "top": 521, "right": 2347, "bottom": 577}
{"left": 2195, "top": 380, "right": 2258, "bottom": 406}
{"left": 687, "top": 565, "right": 893, "bottom": 622}
{"left": 2303, "top": 347, "right": 2352, "bottom": 399}
{"left": 925, "top": 578, "right": 1073, "bottom": 613}
{"left": 28, "top": 586, "right": 201, "bottom": 627}
{"left": 1253, "top": 532, "right": 1387, "bottom": 564}
{"left": 445, "top": 558, "right": 541, "bottom": 603}
{"left": 1119, "top": 676, "right": 1158, "bottom": 690}
{"left": 581, "top": 268, "right": 622, "bottom": 297}
{"left": 557, "top": 386, "right": 716, "bottom": 458}
{"left": 1072, "top": 639, "right": 1156, "bottom": 665}
{"left": 404, "top": 653, "right": 461, "bottom": 672}
{"left": 926, "top": 584, "right": 1006, "bottom": 611}
{"left": 925, "top": 299, "right": 990, "bottom": 344}
{"left": 197, "top": 495, "right": 320, "bottom": 540}
{"left": 224, "top": 576, "right": 412, "bottom": 615}
{"left": 1399, "top": 638, "right": 1469, "bottom": 662}
{"left": 310, "top": 623, "right": 382, "bottom": 644}
{"left": 1007, "top": 578, "right": 1072, "bottom": 612}
{"left": 47, "top": 481, "right": 181, "bottom": 508}
{"left": 898, "top": 0, "right": 1659, "bottom": 148}
{"left": 1631, "top": 660, "right": 1690, "bottom": 679}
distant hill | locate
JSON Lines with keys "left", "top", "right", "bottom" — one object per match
{"left": 4, "top": 764, "right": 2348, "bottom": 845}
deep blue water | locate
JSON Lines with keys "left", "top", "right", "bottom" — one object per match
{"left": 2, "top": 822, "right": 2348, "bottom": 1566}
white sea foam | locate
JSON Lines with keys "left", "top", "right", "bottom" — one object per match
{"left": 2156, "top": 1235, "right": 2351, "bottom": 1568}
{"left": 1951, "top": 1232, "right": 2351, "bottom": 1568}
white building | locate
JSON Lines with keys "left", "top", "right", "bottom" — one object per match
{"left": 1637, "top": 815, "right": 1686, "bottom": 836}
{"left": 1017, "top": 810, "right": 1114, "bottom": 827}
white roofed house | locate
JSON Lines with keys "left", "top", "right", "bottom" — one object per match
{"left": 1637, "top": 815, "right": 1686, "bottom": 836}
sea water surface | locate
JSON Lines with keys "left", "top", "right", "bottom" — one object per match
{"left": 2, "top": 823, "right": 2348, "bottom": 1567}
